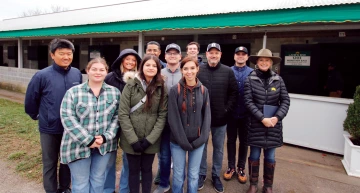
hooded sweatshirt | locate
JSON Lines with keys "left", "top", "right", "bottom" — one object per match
{"left": 168, "top": 78, "right": 211, "bottom": 151}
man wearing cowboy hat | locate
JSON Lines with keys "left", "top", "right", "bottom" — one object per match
{"left": 223, "top": 46, "right": 253, "bottom": 184}
{"left": 197, "top": 42, "right": 238, "bottom": 193}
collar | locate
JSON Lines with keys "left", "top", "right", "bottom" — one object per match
{"left": 165, "top": 65, "right": 180, "bottom": 73}
{"left": 178, "top": 77, "right": 202, "bottom": 88}
{"left": 206, "top": 62, "right": 222, "bottom": 70}
{"left": 81, "top": 81, "right": 108, "bottom": 92}
{"left": 233, "top": 65, "right": 248, "bottom": 72}
{"left": 52, "top": 62, "right": 71, "bottom": 73}
{"left": 141, "top": 79, "right": 150, "bottom": 91}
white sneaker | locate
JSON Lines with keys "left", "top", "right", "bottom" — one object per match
{"left": 153, "top": 185, "right": 171, "bottom": 193}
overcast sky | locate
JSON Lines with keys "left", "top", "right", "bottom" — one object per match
{"left": 0, "top": 0, "right": 135, "bottom": 20}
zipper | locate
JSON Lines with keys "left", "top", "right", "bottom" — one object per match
{"left": 265, "top": 85, "right": 268, "bottom": 147}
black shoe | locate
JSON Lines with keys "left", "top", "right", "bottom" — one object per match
{"left": 57, "top": 189, "right": 71, "bottom": 193}
{"left": 153, "top": 170, "right": 160, "bottom": 185}
{"left": 198, "top": 175, "right": 207, "bottom": 190}
{"left": 212, "top": 176, "right": 224, "bottom": 193}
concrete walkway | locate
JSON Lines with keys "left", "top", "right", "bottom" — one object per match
{"left": 0, "top": 88, "right": 359, "bottom": 193}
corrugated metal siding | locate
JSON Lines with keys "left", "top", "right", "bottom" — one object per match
{"left": 0, "top": 0, "right": 359, "bottom": 32}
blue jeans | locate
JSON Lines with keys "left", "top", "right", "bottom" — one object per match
{"left": 249, "top": 146, "right": 276, "bottom": 163}
{"left": 119, "top": 151, "right": 130, "bottom": 193}
{"left": 68, "top": 149, "right": 111, "bottom": 193}
{"left": 159, "top": 125, "right": 171, "bottom": 188}
{"left": 103, "top": 150, "right": 117, "bottom": 193}
{"left": 200, "top": 125, "right": 227, "bottom": 177}
{"left": 171, "top": 142, "right": 205, "bottom": 193}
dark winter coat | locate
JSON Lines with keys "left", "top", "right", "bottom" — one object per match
{"left": 104, "top": 49, "right": 141, "bottom": 92}
{"left": 197, "top": 62, "right": 238, "bottom": 127}
{"left": 244, "top": 70, "right": 290, "bottom": 149}
{"left": 231, "top": 65, "right": 253, "bottom": 119}
{"left": 168, "top": 78, "right": 211, "bottom": 151}
{"left": 25, "top": 63, "right": 82, "bottom": 134}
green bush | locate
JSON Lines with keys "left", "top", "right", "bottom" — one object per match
{"left": 343, "top": 85, "right": 360, "bottom": 142}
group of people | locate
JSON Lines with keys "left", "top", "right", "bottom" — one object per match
{"left": 24, "top": 38, "right": 290, "bottom": 193}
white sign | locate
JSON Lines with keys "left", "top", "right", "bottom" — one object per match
{"left": 90, "top": 51, "right": 101, "bottom": 59}
{"left": 285, "top": 52, "right": 311, "bottom": 66}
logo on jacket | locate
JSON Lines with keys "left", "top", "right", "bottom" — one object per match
{"left": 271, "top": 87, "right": 276, "bottom": 91}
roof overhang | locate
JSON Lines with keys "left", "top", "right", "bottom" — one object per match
{"left": 0, "top": 4, "right": 359, "bottom": 39}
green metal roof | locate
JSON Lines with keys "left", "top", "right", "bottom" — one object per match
{"left": 0, "top": 4, "right": 359, "bottom": 39}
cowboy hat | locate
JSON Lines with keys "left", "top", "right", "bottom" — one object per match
{"left": 248, "top": 48, "right": 282, "bottom": 65}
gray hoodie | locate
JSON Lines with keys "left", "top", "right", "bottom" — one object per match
{"left": 168, "top": 78, "right": 211, "bottom": 151}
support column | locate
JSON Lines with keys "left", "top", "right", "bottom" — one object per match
{"left": 90, "top": 37, "right": 93, "bottom": 46}
{"left": 138, "top": 32, "right": 144, "bottom": 57}
{"left": 262, "top": 32, "right": 267, "bottom": 49}
{"left": 17, "top": 38, "right": 23, "bottom": 68}
{"left": 29, "top": 40, "right": 32, "bottom": 69}
{"left": 194, "top": 34, "right": 198, "bottom": 42}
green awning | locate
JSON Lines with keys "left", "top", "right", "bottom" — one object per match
{"left": 0, "top": 4, "right": 359, "bottom": 38}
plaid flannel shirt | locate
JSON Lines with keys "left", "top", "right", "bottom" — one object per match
{"left": 60, "top": 82, "right": 120, "bottom": 164}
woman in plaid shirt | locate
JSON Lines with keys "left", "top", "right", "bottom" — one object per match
{"left": 60, "top": 58, "right": 120, "bottom": 193}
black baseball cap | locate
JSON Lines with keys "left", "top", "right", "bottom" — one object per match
{"left": 165, "top": 43, "right": 181, "bottom": 54}
{"left": 235, "top": 46, "right": 248, "bottom": 54}
{"left": 207, "top": 43, "right": 221, "bottom": 52}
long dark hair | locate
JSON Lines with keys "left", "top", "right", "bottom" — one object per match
{"left": 138, "top": 55, "right": 165, "bottom": 111}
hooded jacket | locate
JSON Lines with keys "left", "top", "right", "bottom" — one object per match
{"left": 244, "top": 70, "right": 290, "bottom": 149}
{"left": 104, "top": 49, "right": 141, "bottom": 93}
{"left": 118, "top": 72, "right": 168, "bottom": 155}
{"left": 168, "top": 78, "right": 211, "bottom": 151}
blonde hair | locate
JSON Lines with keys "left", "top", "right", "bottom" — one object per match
{"left": 86, "top": 58, "right": 109, "bottom": 72}
{"left": 120, "top": 55, "right": 138, "bottom": 73}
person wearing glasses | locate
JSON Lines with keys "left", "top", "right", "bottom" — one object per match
{"left": 153, "top": 43, "right": 183, "bottom": 193}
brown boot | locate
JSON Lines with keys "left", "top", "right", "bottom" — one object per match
{"left": 262, "top": 161, "right": 276, "bottom": 193}
{"left": 246, "top": 158, "right": 260, "bottom": 193}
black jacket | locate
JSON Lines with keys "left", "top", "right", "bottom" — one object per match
{"left": 244, "top": 70, "right": 290, "bottom": 149}
{"left": 105, "top": 49, "right": 141, "bottom": 93}
{"left": 197, "top": 62, "right": 238, "bottom": 127}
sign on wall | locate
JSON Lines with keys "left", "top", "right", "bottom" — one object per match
{"left": 284, "top": 51, "right": 311, "bottom": 66}
{"left": 90, "top": 50, "right": 101, "bottom": 59}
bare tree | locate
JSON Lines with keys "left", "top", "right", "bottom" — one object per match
{"left": 50, "top": 5, "right": 69, "bottom": 13}
{"left": 19, "top": 5, "right": 69, "bottom": 17}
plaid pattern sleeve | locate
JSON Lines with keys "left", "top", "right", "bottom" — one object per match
{"left": 60, "top": 82, "right": 120, "bottom": 164}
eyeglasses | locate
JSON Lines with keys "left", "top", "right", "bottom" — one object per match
{"left": 166, "top": 52, "right": 179, "bottom": 56}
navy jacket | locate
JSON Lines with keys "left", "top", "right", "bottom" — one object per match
{"left": 231, "top": 65, "right": 253, "bottom": 119}
{"left": 25, "top": 63, "right": 82, "bottom": 134}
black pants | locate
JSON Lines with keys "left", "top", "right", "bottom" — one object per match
{"left": 226, "top": 117, "right": 248, "bottom": 170}
{"left": 126, "top": 153, "right": 155, "bottom": 193}
{"left": 40, "top": 133, "right": 71, "bottom": 193}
